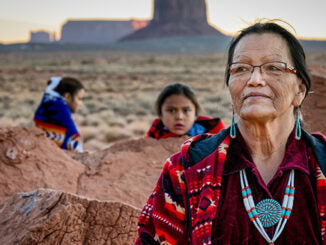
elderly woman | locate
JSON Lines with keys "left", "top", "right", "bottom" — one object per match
{"left": 135, "top": 21, "right": 326, "bottom": 245}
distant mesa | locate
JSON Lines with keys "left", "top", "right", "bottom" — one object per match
{"left": 58, "top": 0, "right": 225, "bottom": 43}
{"left": 29, "top": 30, "right": 56, "bottom": 43}
{"left": 121, "top": 0, "right": 226, "bottom": 41}
{"left": 59, "top": 19, "right": 148, "bottom": 44}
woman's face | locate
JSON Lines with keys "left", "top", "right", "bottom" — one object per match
{"left": 228, "top": 33, "right": 306, "bottom": 123}
{"left": 160, "top": 94, "right": 197, "bottom": 136}
{"left": 64, "top": 89, "right": 85, "bottom": 113}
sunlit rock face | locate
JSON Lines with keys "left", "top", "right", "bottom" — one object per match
{"left": 0, "top": 127, "right": 85, "bottom": 202}
{"left": 0, "top": 189, "right": 140, "bottom": 244}
{"left": 0, "top": 126, "right": 187, "bottom": 244}
{"left": 0, "top": 126, "right": 187, "bottom": 207}
{"left": 121, "top": 0, "right": 226, "bottom": 40}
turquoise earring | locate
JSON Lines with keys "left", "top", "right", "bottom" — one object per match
{"left": 295, "top": 109, "right": 302, "bottom": 140}
{"left": 230, "top": 110, "right": 236, "bottom": 139}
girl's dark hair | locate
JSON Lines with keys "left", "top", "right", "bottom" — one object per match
{"left": 48, "top": 77, "right": 84, "bottom": 97}
{"left": 225, "top": 20, "right": 311, "bottom": 96}
{"left": 155, "top": 83, "right": 201, "bottom": 116}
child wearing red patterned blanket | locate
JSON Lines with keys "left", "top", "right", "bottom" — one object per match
{"left": 145, "top": 83, "right": 225, "bottom": 139}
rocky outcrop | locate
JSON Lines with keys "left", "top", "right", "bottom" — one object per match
{"left": 0, "top": 127, "right": 85, "bottom": 202}
{"left": 71, "top": 136, "right": 187, "bottom": 208}
{"left": 121, "top": 0, "right": 225, "bottom": 40}
{"left": 0, "top": 127, "right": 188, "bottom": 244}
{"left": 0, "top": 126, "right": 187, "bottom": 208}
{"left": 302, "top": 65, "right": 326, "bottom": 134}
{"left": 60, "top": 20, "right": 148, "bottom": 43}
{"left": 0, "top": 189, "right": 140, "bottom": 244}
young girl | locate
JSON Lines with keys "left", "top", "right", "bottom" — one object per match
{"left": 34, "top": 77, "right": 85, "bottom": 152}
{"left": 146, "top": 83, "right": 225, "bottom": 139}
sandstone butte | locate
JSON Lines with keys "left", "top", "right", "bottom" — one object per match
{"left": 121, "top": 0, "right": 226, "bottom": 40}
{"left": 0, "top": 65, "right": 325, "bottom": 244}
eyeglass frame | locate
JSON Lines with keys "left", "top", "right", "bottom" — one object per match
{"left": 228, "top": 61, "right": 297, "bottom": 79}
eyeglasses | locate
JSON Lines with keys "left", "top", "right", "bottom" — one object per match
{"left": 229, "top": 61, "right": 297, "bottom": 80}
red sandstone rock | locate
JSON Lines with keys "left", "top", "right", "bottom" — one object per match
{"left": 302, "top": 65, "right": 326, "bottom": 135}
{"left": 0, "top": 126, "right": 187, "bottom": 209}
{"left": 0, "top": 189, "right": 140, "bottom": 244}
{"left": 0, "top": 127, "right": 85, "bottom": 202}
{"left": 122, "top": 0, "right": 225, "bottom": 40}
{"left": 70, "top": 136, "right": 188, "bottom": 208}
{"left": 0, "top": 127, "right": 187, "bottom": 244}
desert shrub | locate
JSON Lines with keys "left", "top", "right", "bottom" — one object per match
{"left": 108, "top": 118, "right": 126, "bottom": 127}
{"left": 81, "top": 59, "right": 94, "bottom": 65}
{"left": 82, "top": 130, "right": 97, "bottom": 143}
{"left": 105, "top": 130, "right": 130, "bottom": 143}
{"left": 80, "top": 116, "right": 101, "bottom": 127}
{"left": 132, "top": 128, "right": 146, "bottom": 136}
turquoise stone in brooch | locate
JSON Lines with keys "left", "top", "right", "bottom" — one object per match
{"left": 256, "top": 199, "right": 281, "bottom": 227}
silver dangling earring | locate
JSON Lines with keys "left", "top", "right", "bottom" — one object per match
{"left": 230, "top": 109, "right": 236, "bottom": 139}
{"left": 295, "top": 109, "right": 302, "bottom": 140}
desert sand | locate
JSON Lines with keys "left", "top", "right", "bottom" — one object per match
{"left": 0, "top": 51, "right": 234, "bottom": 151}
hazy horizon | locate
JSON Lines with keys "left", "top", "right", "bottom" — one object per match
{"left": 1, "top": 0, "right": 326, "bottom": 44}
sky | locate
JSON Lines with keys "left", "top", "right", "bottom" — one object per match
{"left": 1, "top": 0, "right": 326, "bottom": 44}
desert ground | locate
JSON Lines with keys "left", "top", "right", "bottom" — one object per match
{"left": 1, "top": 49, "right": 326, "bottom": 151}
{"left": 0, "top": 47, "right": 326, "bottom": 244}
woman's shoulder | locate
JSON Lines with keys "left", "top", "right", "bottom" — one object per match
{"left": 302, "top": 130, "right": 326, "bottom": 175}
{"left": 195, "top": 115, "right": 225, "bottom": 134}
{"left": 311, "top": 132, "right": 326, "bottom": 142}
{"left": 178, "top": 128, "right": 230, "bottom": 168}
{"left": 302, "top": 130, "right": 326, "bottom": 147}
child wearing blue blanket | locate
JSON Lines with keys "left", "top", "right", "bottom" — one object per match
{"left": 34, "top": 77, "right": 85, "bottom": 152}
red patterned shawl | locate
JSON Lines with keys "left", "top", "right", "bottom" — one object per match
{"left": 136, "top": 130, "right": 326, "bottom": 244}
